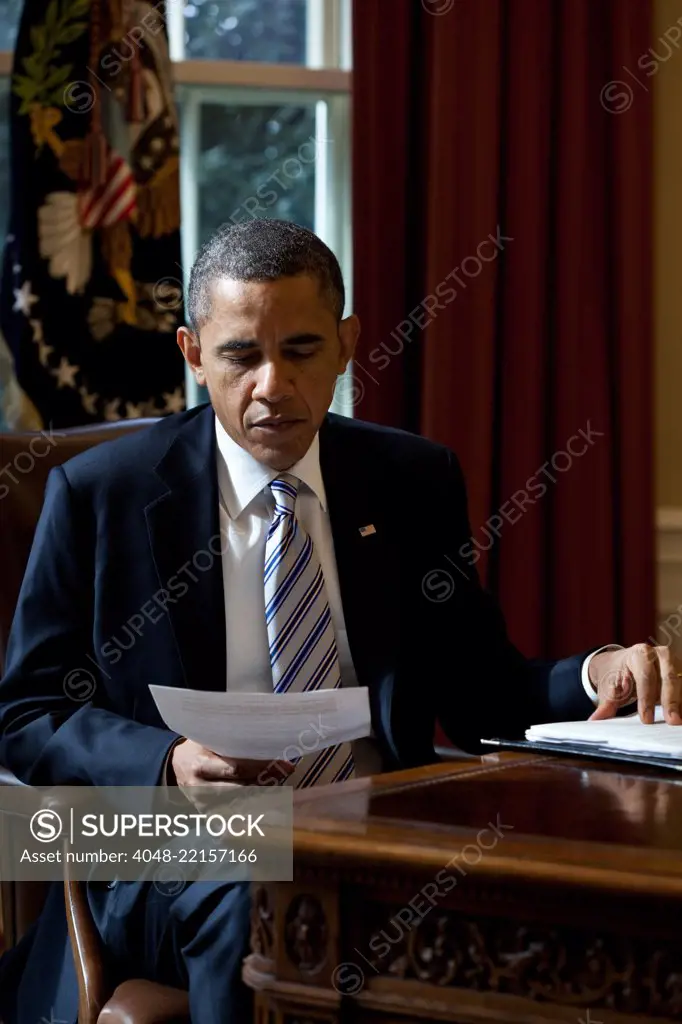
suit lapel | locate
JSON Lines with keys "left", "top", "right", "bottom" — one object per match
{"left": 145, "top": 406, "right": 226, "bottom": 692}
{"left": 319, "top": 416, "right": 401, "bottom": 760}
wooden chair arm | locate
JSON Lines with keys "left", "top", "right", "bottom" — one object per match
{"left": 64, "top": 858, "right": 112, "bottom": 1024}
{"left": 97, "top": 980, "right": 190, "bottom": 1023}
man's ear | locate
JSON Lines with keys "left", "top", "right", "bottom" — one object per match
{"left": 338, "top": 314, "right": 360, "bottom": 372}
{"left": 177, "top": 327, "right": 205, "bottom": 385}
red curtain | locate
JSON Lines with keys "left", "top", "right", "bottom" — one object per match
{"left": 352, "top": 0, "right": 654, "bottom": 658}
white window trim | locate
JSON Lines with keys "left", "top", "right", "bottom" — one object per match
{"left": 172, "top": 60, "right": 349, "bottom": 92}
{"left": 0, "top": 51, "right": 350, "bottom": 92}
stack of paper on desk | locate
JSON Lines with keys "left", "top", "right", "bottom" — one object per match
{"left": 526, "top": 707, "right": 682, "bottom": 758}
{"left": 149, "top": 685, "right": 371, "bottom": 760}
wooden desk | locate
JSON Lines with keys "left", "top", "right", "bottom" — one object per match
{"left": 243, "top": 752, "right": 682, "bottom": 1024}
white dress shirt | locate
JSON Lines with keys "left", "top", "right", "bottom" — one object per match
{"left": 582, "top": 649, "right": 623, "bottom": 703}
{"left": 214, "top": 415, "right": 615, "bottom": 773}
{"left": 215, "top": 416, "right": 382, "bottom": 775}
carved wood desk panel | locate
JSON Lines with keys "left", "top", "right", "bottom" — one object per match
{"left": 243, "top": 752, "right": 682, "bottom": 1024}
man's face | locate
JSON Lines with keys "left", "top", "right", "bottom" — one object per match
{"left": 178, "top": 274, "right": 359, "bottom": 470}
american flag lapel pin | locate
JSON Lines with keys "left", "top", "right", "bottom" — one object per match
{"left": 359, "top": 524, "right": 376, "bottom": 537}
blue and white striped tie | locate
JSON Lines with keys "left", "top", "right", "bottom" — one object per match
{"left": 265, "top": 473, "right": 355, "bottom": 787}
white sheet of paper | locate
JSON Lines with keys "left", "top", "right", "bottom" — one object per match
{"left": 525, "top": 707, "right": 682, "bottom": 757}
{"left": 149, "top": 685, "right": 372, "bottom": 760}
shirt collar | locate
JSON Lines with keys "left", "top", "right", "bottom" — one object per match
{"left": 214, "top": 414, "right": 327, "bottom": 518}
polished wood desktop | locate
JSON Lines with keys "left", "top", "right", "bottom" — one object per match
{"left": 244, "top": 751, "right": 682, "bottom": 1023}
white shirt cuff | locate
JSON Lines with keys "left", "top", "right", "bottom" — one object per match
{"left": 581, "top": 645, "right": 625, "bottom": 704}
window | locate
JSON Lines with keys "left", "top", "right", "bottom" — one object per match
{"left": 181, "top": 0, "right": 307, "bottom": 64}
{"left": 171, "top": 0, "right": 352, "bottom": 412}
{"left": 0, "top": 0, "right": 353, "bottom": 414}
{"left": 0, "top": 0, "right": 20, "bottom": 51}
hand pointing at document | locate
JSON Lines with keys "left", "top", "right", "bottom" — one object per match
{"left": 588, "top": 644, "right": 682, "bottom": 725}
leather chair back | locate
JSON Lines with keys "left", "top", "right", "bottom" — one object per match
{"left": 0, "top": 419, "right": 157, "bottom": 947}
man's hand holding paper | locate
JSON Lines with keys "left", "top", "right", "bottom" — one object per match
{"left": 169, "top": 738, "right": 295, "bottom": 794}
{"left": 153, "top": 684, "right": 373, "bottom": 801}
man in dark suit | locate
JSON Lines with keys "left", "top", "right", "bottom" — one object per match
{"left": 0, "top": 219, "right": 679, "bottom": 1024}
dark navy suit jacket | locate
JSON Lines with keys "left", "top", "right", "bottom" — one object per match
{"left": 0, "top": 404, "right": 595, "bottom": 1020}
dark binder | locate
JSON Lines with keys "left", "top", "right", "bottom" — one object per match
{"left": 480, "top": 737, "right": 682, "bottom": 773}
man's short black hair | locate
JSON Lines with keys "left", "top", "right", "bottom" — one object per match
{"left": 187, "top": 219, "right": 345, "bottom": 333}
